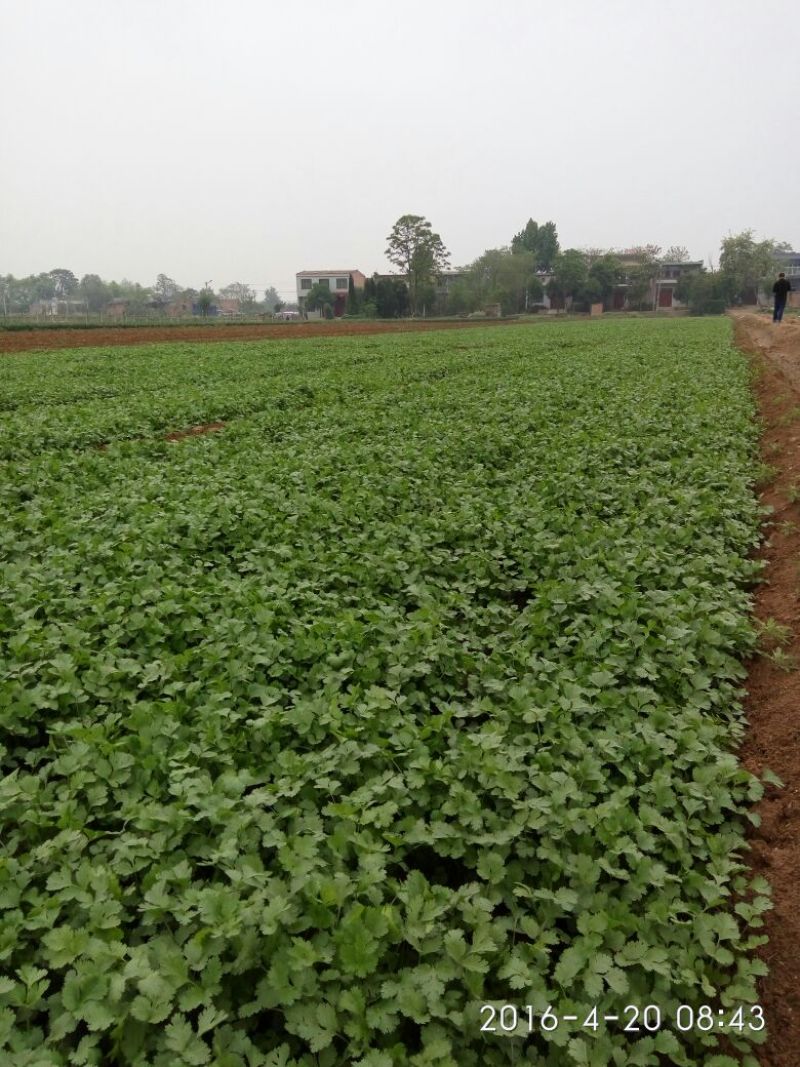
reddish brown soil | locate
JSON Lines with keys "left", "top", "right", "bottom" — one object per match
{"left": 163, "top": 421, "right": 226, "bottom": 442}
{"left": 0, "top": 317, "right": 525, "bottom": 354}
{"left": 94, "top": 421, "right": 227, "bottom": 450}
{"left": 732, "top": 311, "right": 800, "bottom": 1067}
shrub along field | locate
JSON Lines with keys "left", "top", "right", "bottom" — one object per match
{"left": 0, "top": 320, "right": 770, "bottom": 1066}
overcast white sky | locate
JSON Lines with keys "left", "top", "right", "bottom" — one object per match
{"left": 2, "top": 0, "right": 798, "bottom": 299}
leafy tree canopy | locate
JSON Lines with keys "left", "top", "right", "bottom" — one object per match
{"left": 153, "top": 274, "right": 180, "bottom": 303}
{"left": 262, "top": 287, "right": 282, "bottom": 312}
{"left": 511, "top": 219, "right": 560, "bottom": 271}
{"left": 466, "top": 247, "right": 538, "bottom": 314}
{"left": 78, "top": 274, "right": 110, "bottom": 312}
{"left": 663, "top": 245, "right": 691, "bottom": 263}
{"left": 364, "top": 275, "right": 410, "bottom": 318}
{"left": 585, "top": 254, "right": 623, "bottom": 303}
{"left": 303, "top": 282, "right": 336, "bottom": 312}
{"left": 549, "top": 249, "right": 588, "bottom": 300}
{"left": 345, "top": 274, "right": 363, "bottom": 315}
{"left": 628, "top": 244, "right": 663, "bottom": 266}
{"left": 48, "top": 269, "right": 78, "bottom": 296}
{"left": 618, "top": 247, "right": 662, "bottom": 309}
{"left": 220, "top": 282, "right": 256, "bottom": 308}
{"left": 385, "top": 214, "right": 449, "bottom": 314}
{"left": 719, "top": 229, "right": 791, "bottom": 303}
{"left": 675, "top": 269, "right": 727, "bottom": 315}
{"left": 444, "top": 278, "right": 479, "bottom": 315}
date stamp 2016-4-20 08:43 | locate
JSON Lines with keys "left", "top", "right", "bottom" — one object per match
{"left": 479, "top": 1002, "right": 765, "bottom": 1037}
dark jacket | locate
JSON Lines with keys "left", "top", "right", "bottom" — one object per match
{"left": 773, "top": 278, "right": 792, "bottom": 301}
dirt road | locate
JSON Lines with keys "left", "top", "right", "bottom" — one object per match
{"left": 733, "top": 311, "right": 800, "bottom": 1067}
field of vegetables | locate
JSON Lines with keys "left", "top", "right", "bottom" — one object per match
{"left": 0, "top": 318, "right": 771, "bottom": 1066}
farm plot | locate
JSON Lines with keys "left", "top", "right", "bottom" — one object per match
{"left": 0, "top": 319, "right": 769, "bottom": 1066}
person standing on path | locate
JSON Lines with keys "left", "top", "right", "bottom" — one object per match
{"left": 773, "top": 272, "right": 792, "bottom": 322}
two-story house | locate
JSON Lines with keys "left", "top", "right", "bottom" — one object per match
{"left": 295, "top": 270, "right": 366, "bottom": 317}
{"left": 608, "top": 254, "right": 704, "bottom": 311}
{"left": 652, "top": 260, "right": 705, "bottom": 309}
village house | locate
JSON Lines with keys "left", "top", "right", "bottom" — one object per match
{"left": 105, "top": 298, "right": 129, "bottom": 319}
{"left": 606, "top": 254, "right": 705, "bottom": 311}
{"left": 216, "top": 298, "right": 242, "bottom": 318}
{"left": 295, "top": 270, "right": 366, "bottom": 317}
{"left": 165, "top": 296, "right": 194, "bottom": 318}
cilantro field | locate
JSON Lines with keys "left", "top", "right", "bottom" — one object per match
{"left": 0, "top": 319, "right": 771, "bottom": 1066}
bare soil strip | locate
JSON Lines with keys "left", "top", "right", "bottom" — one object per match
{"left": 0, "top": 317, "right": 528, "bottom": 354}
{"left": 733, "top": 311, "right": 800, "bottom": 1067}
{"left": 163, "top": 421, "right": 226, "bottom": 442}
{"left": 94, "top": 422, "right": 227, "bottom": 451}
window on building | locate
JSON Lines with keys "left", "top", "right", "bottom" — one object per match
{"left": 300, "top": 278, "right": 312, "bottom": 290}
{"left": 318, "top": 278, "right": 330, "bottom": 289}
{"left": 336, "top": 277, "right": 348, "bottom": 289}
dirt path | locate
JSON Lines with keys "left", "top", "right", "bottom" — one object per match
{"left": 733, "top": 310, "right": 800, "bottom": 389}
{"left": 732, "top": 311, "right": 800, "bottom": 1067}
{"left": 0, "top": 317, "right": 526, "bottom": 354}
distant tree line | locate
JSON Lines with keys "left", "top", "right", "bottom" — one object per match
{"left": 0, "top": 270, "right": 285, "bottom": 318}
{"left": 2, "top": 227, "right": 792, "bottom": 322}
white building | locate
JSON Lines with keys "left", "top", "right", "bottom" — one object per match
{"left": 295, "top": 270, "right": 366, "bottom": 317}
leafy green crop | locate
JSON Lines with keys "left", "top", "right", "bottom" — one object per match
{"left": 0, "top": 319, "right": 769, "bottom": 1065}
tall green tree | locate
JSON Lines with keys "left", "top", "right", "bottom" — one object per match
{"left": 262, "top": 286, "right": 281, "bottom": 312}
{"left": 511, "top": 219, "right": 539, "bottom": 256}
{"left": 374, "top": 276, "right": 410, "bottom": 318}
{"left": 3, "top": 273, "right": 49, "bottom": 310}
{"left": 623, "top": 246, "right": 662, "bottom": 309}
{"left": 347, "top": 274, "right": 361, "bottom": 314}
{"left": 78, "top": 274, "right": 110, "bottom": 312}
{"left": 675, "top": 269, "right": 727, "bottom": 315}
{"left": 548, "top": 249, "right": 588, "bottom": 308}
{"left": 719, "top": 229, "right": 790, "bottom": 304}
{"left": 48, "top": 269, "right": 78, "bottom": 297}
{"left": 33, "top": 273, "right": 57, "bottom": 300}
{"left": 663, "top": 245, "right": 691, "bottom": 263}
{"left": 444, "top": 278, "right": 480, "bottom": 315}
{"left": 108, "top": 279, "right": 152, "bottom": 315}
{"left": 511, "top": 219, "right": 559, "bottom": 271}
{"left": 385, "top": 214, "right": 449, "bottom": 314}
{"left": 467, "top": 247, "right": 538, "bottom": 314}
{"left": 153, "top": 274, "right": 180, "bottom": 304}
{"left": 303, "top": 282, "right": 335, "bottom": 313}
{"left": 220, "top": 282, "right": 256, "bottom": 310}
{"left": 582, "top": 254, "right": 622, "bottom": 307}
